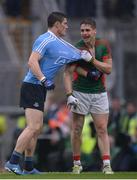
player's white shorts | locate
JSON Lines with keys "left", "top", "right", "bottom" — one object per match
{"left": 71, "top": 91, "right": 109, "bottom": 115}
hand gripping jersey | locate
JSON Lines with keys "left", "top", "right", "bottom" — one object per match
{"left": 24, "top": 31, "right": 81, "bottom": 84}
{"left": 73, "top": 38, "right": 112, "bottom": 93}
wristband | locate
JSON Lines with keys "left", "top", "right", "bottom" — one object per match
{"left": 90, "top": 57, "right": 95, "bottom": 64}
{"left": 40, "top": 76, "right": 46, "bottom": 82}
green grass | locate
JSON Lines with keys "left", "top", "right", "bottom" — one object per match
{"left": 0, "top": 172, "right": 137, "bottom": 179}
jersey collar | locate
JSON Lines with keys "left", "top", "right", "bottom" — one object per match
{"left": 48, "top": 30, "right": 57, "bottom": 38}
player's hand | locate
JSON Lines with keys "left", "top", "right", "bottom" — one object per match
{"left": 41, "top": 78, "right": 55, "bottom": 90}
{"left": 87, "top": 69, "right": 103, "bottom": 80}
{"left": 81, "top": 50, "right": 94, "bottom": 62}
{"left": 67, "top": 94, "right": 79, "bottom": 109}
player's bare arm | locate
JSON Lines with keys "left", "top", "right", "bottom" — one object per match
{"left": 63, "top": 64, "right": 76, "bottom": 94}
{"left": 76, "top": 66, "right": 88, "bottom": 77}
{"left": 81, "top": 50, "right": 112, "bottom": 74}
{"left": 92, "top": 58, "right": 112, "bottom": 74}
{"left": 28, "top": 51, "right": 45, "bottom": 81}
{"left": 64, "top": 64, "right": 80, "bottom": 108}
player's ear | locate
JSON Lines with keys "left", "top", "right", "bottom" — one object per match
{"left": 94, "top": 30, "right": 96, "bottom": 35}
{"left": 55, "top": 21, "right": 60, "bottom": 28}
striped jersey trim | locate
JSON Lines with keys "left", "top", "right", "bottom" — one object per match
{"left": 35, "top": 34, "right": 56, "bottom": 53}
{"left": 35, "top": 31, "right": 80, "bottom": 54}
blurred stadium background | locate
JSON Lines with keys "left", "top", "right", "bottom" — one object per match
{"left": 0, "top": 0, "right": 137, "bottom": 172}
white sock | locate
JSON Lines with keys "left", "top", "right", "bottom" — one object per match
{"left": 103, "top": 159, "right": 110, "bottom": 166}
{"left": 74, "top": 160, "right": 81, "bottom": 166}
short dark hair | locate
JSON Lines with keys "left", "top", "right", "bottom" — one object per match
{"left": 80, "top": 17, "right": 96, "bottom": 29}
{"left": 47, "top": 12, "right": 67, "bottom": 28}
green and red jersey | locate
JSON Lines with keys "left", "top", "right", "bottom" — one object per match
{"left": 73, "top": 37, "right": 112, "bottom": 93}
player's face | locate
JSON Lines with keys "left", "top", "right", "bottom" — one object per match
{"left": 80, "top": 24, "right": 96, "bottom": 44}
{"left": 57, "top": 18, "right": 68, "bottom": 37}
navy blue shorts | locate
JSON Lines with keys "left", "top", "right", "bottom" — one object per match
{"left": 20, "top": 82, "right": 47, "bottom": 112}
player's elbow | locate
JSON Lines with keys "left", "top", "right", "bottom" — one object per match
{"left": 28, "top": 58, "right": 34, "bottom": 68}
{"left": 28, "top": 61, "right": 31, "bottom": 68}
{"left": 105, "top": 59, "right": 112, "bottom": 74}
{"left": 106, "top": 66, "right": 112, "bottom": 74}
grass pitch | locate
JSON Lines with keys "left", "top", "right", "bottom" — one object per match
{"left": 0, "top": 172, "right": 137, "bottom": 179}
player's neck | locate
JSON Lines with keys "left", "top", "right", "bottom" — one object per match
{"left": 86, "top": 41, "right": 95, "bottom": 48}
{"left": 85, "top": 37, "right": 95, "bottom": 48}
{"left": 48, "top": 27, "right": 61, "bottom": 38}
{"left": 48, "top": 28, "right": 56, "bottom": 35}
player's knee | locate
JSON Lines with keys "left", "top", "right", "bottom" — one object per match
{"left": 27, "top": 125, "right": 42, "bottom": 136}
{"left": 96, "top": 126, "right": 107, "bottom": 136}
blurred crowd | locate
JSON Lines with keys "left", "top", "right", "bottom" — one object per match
{"left": 66, "top": 0, "right": 135, "bottom": 20}
{"left": 1, "top": 0, "right": 31, "bottom": 20}
{"left": 0, "top": 0, "right": 136, "bottom": 20}
{"left": 1, "top": 96, "right": 137, "bottom": 172}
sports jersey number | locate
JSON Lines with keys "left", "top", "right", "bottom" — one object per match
{"left": 54, "top": 56, "right": 74, "bottom": 65}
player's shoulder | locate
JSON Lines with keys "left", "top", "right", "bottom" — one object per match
{"left": 95, "top": 37, "right": 110, "bottom": 46}
{"left": 33, "top": 32, "right": 57, "bottom": 48}
{"left": 38, "top": 32, "right": 54, "bottom": 41}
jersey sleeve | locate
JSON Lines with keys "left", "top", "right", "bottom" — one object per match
{"left": 102, "top": 40, "right": 112, "bottom": 62}
{"left": 32, "top": 38, "right": 47, "bottom": 57}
